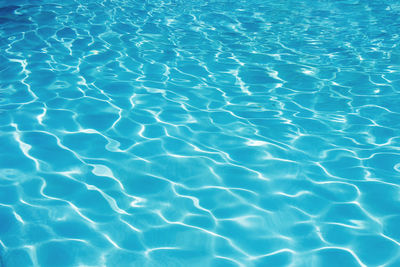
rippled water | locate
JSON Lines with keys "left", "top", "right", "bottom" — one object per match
{"left": 1, "top": 0, "right": 400, "bottom": 266}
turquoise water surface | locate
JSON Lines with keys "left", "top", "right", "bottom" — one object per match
{"left": 1, "top": 0, "right": 400, "bottom": 266}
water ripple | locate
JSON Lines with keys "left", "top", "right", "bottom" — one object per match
{"left": 1, "top": 0, "right": 400, "bottom": 266}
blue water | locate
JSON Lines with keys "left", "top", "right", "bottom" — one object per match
{"left": 1, "top": 0, "right": 400, "bottom": 266}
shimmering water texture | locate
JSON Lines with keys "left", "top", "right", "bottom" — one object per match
{"left": 1, "top": 0, "right": 400, "bottom": 266}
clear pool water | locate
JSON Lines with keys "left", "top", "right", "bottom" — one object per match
{"left": 1, "top": 0, "right": 400, "bottom": 266}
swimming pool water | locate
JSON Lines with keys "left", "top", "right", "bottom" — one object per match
{"left": 1, "top": 0, "right": 400, "bottom": 266}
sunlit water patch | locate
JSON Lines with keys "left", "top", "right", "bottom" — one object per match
{"left": 1, "top": 0, "right": 400, "bottom": 266}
